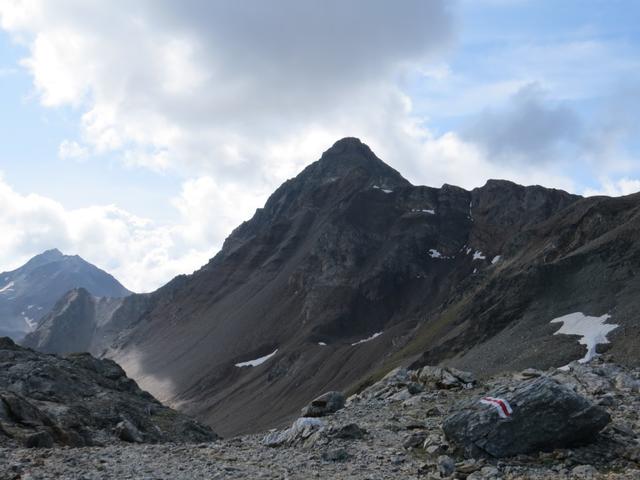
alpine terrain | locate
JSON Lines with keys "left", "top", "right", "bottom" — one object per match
{"left": 24, "top": 138, "right": 639, "bottom": 439}
{"left": 0, "top": 249, "right": 131, "bottom": 341}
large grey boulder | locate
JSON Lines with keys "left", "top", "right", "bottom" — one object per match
{"left": 263, "top": 417, "right": 325, "bottom": 447}
{"left": 443, "top": 376, "right": 610, "bottom": 457}
{"left": 301, "top": 391, "right": 345, "bottom": 417}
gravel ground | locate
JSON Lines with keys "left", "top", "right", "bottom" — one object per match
{"left": 2, "top": 360, "right": 639, "bottom": 480}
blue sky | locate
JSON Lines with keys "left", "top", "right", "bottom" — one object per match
{"left": 0, "top": 0, "right": 638, "bottom": 291}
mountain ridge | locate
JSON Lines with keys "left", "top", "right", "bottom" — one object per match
{"left": 21, "top": 138, "right": 638, "bottom": 438}
{"left": 0, "top": 249, "right": 131, "bottom": 341}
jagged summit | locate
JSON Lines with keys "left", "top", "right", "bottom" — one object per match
{"left": 322, "top": 137, "right": 375, "bottom": 157}
{"left": 225, "top": 138, "right": 411, "bottom": 238}
{"left": 300, "top": 137, "right": 409, "bottom": 188}
{"left": 39, "top": 248, "right": 64, "bottom": 258}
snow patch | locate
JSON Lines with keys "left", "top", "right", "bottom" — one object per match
{"left": 23, "top": 315, "right": 37, "bottom": 332}
{"left": 372, "top": 185, "right": 393, "bottom": 194}
{"left": 411, "top": 208, "right": 435, "bottom": 214}
{"left": 0, "top": 281, "right": 15, "bottom": 293}
{"left": 351, "top": 331, "right": 383, "bottom": 346}
{"left": 318, "top": 342, "right": 327, "bottom": 346}
{"left": 473, "top": 251, "right": 486, "bottom": 261}
{"left": 551, "top": 313, "right": 619, "bottom": 364}
{"left": 235, "top": 349, "right": 278, "bottom": 368}
{"left": 429, "top": 249, "right": 443, "bottom": 259}
{"left": 491, "top": 255, "right": 502, "bottom": 264}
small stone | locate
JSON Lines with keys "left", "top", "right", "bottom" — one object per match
{"left": 403, "top": 431, "right": 428, "bottom": 449}
{"left": 407, "top": 382, "right": 424, "bottom": 395}
{"left": 329, "top": 423, "right": 366, "bottom": 440}
{"left": 24, "top": 431, "right": 54, "bottom": 448}
{"left": 437, "top": 455, "right": 455, "bottom": 477}
{"left": 321, "top": 448, "right": 350, "bottom": 462}
{"left": 571, "top": 465, "right": 598, "bottom": 478}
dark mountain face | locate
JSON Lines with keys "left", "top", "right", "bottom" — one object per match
{"left": 99, "top": 137, "right": 629, "bottom": 437}
{"left": 21, "top": 288, "right": 131, "bottom": 356}
{"left": 0, "top": 249, "right": 131, "bottom": 341}
{"left": 26, "top": 138, "right": 636, "bottom": 438}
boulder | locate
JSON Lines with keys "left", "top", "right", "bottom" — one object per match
{"left": 417, "top": 366, "right": 476, "bottom": 390}
{"left": 301, "top": 391, "right": 345, "bottom": 417}
{"left": 115, "top": 419, "right": 143, "bottom": 443}
{"left": 443, "top": 377, "right": 610, "bottom": 457}
{"left": 263, "top": 417, "right": 325, "bottom": 447}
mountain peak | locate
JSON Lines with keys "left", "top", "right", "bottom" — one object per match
{"left": 300, "top": 137, "right": 410, "bottom": 189}
{"left": 39, "top": 248, "right": 64, "bottom": 259}
{"left": 322, "top": 137, "right": 373, "bottom": 157}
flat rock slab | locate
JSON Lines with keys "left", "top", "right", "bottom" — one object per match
{"left": 443, "top": 376, "right": 610, "bottom": 457}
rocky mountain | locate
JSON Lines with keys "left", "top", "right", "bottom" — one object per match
{"left": 26, "top": 138, "right": 638, "bottom": 438}
{"left": 21, "top": 288, "right": 130, "bottom": 356}
{"left": 0, "top": 337, "right": 216, "bottom": 449}
{"left": 0, "top": 249, "right": 131, "bottom": 341}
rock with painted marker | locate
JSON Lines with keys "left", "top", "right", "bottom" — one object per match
{"left": 442, "top": 376, "right": 610, "bottom": 458}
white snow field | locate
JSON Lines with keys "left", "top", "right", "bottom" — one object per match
{"left": 351, "top": 331, "right": 383, "bottom": 346}
{"left": 235, "top": 349, "right": 278, "bottom": 367}
{"left": 550, "top": 312, "right": 619, "bottom": 364}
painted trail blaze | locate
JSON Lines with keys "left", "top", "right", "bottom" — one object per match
{"left": 479, "top": 396, "right": 513, "bottom": 419}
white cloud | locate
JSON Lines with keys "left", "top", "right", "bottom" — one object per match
{"left": 0, "top": 171, "right": 262, "bottom": 292}
{"left": 462, "top": 83, "right": 582, "bottom": 165}
{"left": 58, "top": 139, "right": 88, "bottom": 160}
{"left": 583, "top": 178, "right": 640, "bottom": 197}
{"left": 0, "top": 0, "right": 455, "bottom": 182}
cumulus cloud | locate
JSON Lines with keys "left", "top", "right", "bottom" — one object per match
{"left": 583, "top": 178, "right": 640, "bottom": 197}
{"left": 58, "top": 139, "right": 88, "bottom": 161}
{"left": 462, "top": 83, "right": 583, "bottom": 164}
{"left": 0, "top": 172, "right": 263, "bottom": 292}
{"left": 0, "top": 0, "right": 455, "bottom": 183}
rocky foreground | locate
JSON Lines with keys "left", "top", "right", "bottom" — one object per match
{"left": 0, "top": 338, "right": 216, "bottom": 448}
{"left": 2, "top": 355, "right": 639, "bottom": 479}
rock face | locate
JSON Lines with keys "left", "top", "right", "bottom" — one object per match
{"left": 443, "top": 376, "right": 611, "bottom": 457}
{"left": 0, "top": 337, "right": 216, "bottom": 448}
{"left": 0, "top": 249, "right": 131, "bottom": 341}
{"left": 43, "top": 137, "right": 633, "bottom": 437}
{"left": 21, "top": 288, "right": 135, "bottom": 356}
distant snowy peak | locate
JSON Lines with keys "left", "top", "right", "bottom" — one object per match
{"left": 0, "top": 249, "right": 132, "bottom": 341}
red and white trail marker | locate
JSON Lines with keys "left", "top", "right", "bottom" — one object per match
{"left": 479, "top": 396, "right": 513, "bottom": 419}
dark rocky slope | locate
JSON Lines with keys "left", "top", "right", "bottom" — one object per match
{"left": 0, "top": 337, "right": 216, "bottom": 448}
{"left": 0, "top": 249, "right": 131, "bottom": 341}
{"left": 27, "top": 138, "right": 637, "bottom": 438}
{"left": 22, "top": 288, "right": 128, "bottom": 356}
{"left": 106, "top": 137, "right": 623, "bottom": 437}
